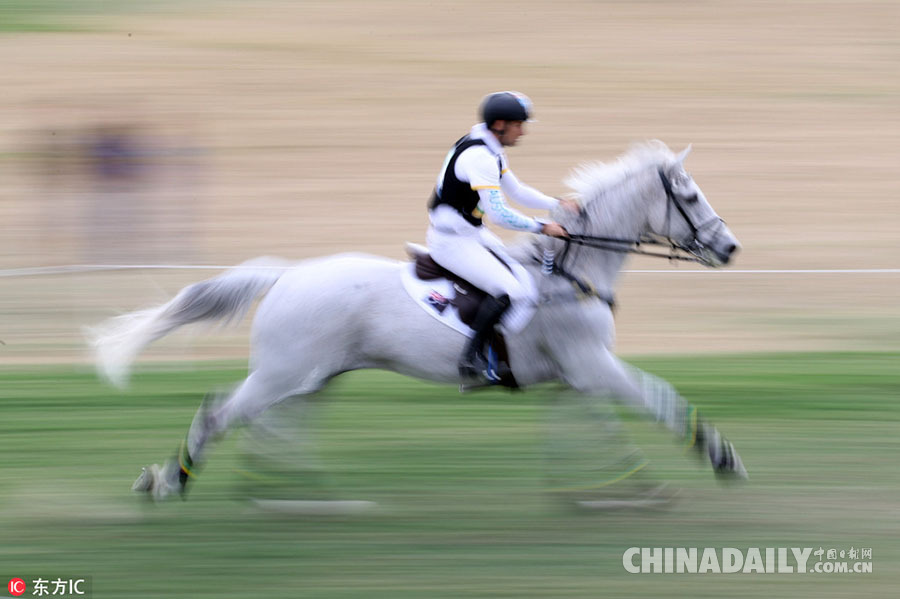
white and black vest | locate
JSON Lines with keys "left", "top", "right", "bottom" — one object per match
{"left": 429, "top": 135, "right": 502, "bottom": 227}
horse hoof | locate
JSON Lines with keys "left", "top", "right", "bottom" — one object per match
{"left": 730, "top": 451, "right": 749, "bottom": 480}
{"left": 132, "top": 465, "right": 156, "bottom": 493}
{"left": 713, "top": 442, "right": 749, "bottom": 482}
{"left": 132, "top": 463, "right": 181, "bottom": 501}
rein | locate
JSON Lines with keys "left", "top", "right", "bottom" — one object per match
{"left": 563, "top": 233, "right": 707, "bottom": 264}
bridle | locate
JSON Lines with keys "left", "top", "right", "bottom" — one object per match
{"left": 533, "top": 166, "right": 727, "bottom": 304}
{"left": 554, "top": 167, "right": 727, "bottom": 269}
{"left": 656, "top": 167, "right": 727, "bottom": 263}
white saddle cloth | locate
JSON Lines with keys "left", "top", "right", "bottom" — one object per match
{"left": 399, "top": 243, "right": 536, "bottom": 336}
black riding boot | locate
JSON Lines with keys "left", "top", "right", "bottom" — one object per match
{"left": 459, "top": 294, "right": 511, "bottom": 381}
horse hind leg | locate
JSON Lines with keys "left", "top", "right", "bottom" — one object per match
{"left": 131, "top": 396, "right": 224, "bottom": 502}
{"left": 134, "top": 369, "right": 325, "bottom": 501}
{"left": 234, "top": 395, "right": 334, "bottom": 503}
{"left": 132, "top": 389, "right": 246, "bottom": 502}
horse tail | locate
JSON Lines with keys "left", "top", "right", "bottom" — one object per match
{"left": 88, "top": 257, "right": 292, "bottom": 388}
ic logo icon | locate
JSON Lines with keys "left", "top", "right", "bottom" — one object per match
{"left": 8, "top": 578, "right": 26, "bottom": 596}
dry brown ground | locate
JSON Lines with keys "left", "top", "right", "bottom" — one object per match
{"left": 1, "top": 0, "right": 898, "bottom": 361}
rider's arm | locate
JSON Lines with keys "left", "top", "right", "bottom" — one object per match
{"left": 500, "top": 169, "right": 560, "bottom": 211}
{"left": 457, "top": 148, "right": 543, "bottom": 233}
{"left": 476, "top": 187, "right": 543, "bottom": 232}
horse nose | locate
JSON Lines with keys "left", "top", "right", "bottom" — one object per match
{"left": 717, "top": 243, "right": 739, "bottom": 265}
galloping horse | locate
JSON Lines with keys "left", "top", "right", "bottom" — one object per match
{"left": 91, "top": 141, "right": 746, "bottom": 501}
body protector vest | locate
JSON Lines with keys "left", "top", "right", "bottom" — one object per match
{"left": 429, "top": 136, "right": 502, "bottom": 227}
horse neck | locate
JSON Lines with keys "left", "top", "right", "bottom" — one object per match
{"left": 555, "top": 165, "right": 659, "bottom": 293}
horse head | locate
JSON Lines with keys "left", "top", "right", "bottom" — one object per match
{"left": 648, "top": 144, "right": 740, "bottom": 266}
{"left": 562, "top": 141, "right": 740, "bottom": 268}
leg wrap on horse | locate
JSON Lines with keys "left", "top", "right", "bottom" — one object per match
{"left": 177, "top": 438, "right": 197, "bottom": 488}
{"left": 173, "top": 392, "right": 222, "bottom": 492}
{"left": 632, "top": 368, "right": 696, "bottom": 439}
{"left": 629, "top": 368, "right": 747, "bottom": 478}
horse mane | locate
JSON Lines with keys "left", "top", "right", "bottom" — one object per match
{"left": 564, "top": 140, "right": 676, "bottom": 204}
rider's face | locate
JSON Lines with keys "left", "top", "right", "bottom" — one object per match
{"left": 493, "top": 120, "right": 526, "bottom": 146}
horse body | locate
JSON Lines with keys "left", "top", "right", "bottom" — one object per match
{"left": 224, "top": 251, "right": 561, "bottom": 400}
{"left": 95, "top": 141, "right": 747, "bottom": 502}
{"left": 252, "top": 252, "right": 467, "bottom": 386}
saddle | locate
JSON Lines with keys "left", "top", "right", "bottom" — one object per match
{"left": 412, "top": 251, "right": 518, "bottom": 389}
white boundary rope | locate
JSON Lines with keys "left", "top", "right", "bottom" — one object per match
{"left": 1, "top": 264, "right": 899, "bottom": 278}
{"left": 623, "top": 269, "right": 900, "bottom": 274}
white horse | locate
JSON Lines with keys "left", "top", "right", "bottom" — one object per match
{"left": 91, "top": 141, "right": 746, "bottom": 501}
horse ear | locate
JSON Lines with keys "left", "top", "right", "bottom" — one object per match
{"left": 676, "top": 144, "right": 692, "bottom": 165}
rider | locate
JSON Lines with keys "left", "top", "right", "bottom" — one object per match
{"left": 427, "top": 91, "right": 575, "bottom": 382}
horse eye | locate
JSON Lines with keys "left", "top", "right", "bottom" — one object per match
{"left": 684, "top": 194, "right": 698, "bottom": 204}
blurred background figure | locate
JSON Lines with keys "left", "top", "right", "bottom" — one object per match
{"left": 83, "top": 121, "right": 205, "bottom": 264}
{"left": 32, "top": 124, "right": 82, "bottom": 260}
{"left": 22, "top": 116, "right": 206, "bottom": 267}
{"left": 84, "top": 122, "right": 152, "bottom": 263}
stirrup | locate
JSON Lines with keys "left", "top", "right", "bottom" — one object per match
{"left": 458, "top": 356, "right": 489, "bottom": 382}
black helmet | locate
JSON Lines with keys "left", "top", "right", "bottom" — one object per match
{"left": 480, "top": 91, "right": 533, "bottom": 127}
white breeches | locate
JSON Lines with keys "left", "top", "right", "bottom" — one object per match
{"left": 426, "top": 225, "right": 537, "bottom": 332}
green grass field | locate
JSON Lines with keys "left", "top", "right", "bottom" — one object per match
{"left": 0, "top": 0, "right": 188, "bottom": 32}
{"left": 1, "top": 353, "right": 897, "bottom": 597}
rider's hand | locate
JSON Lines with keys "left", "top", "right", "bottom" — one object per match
{"left": 556, "top": 198, "right": 581, "bottom": 214}
{"left": 541, "top": 222, "right": 569, "bottom": 239}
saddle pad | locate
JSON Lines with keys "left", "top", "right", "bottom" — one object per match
{"left": 400, "top": 260, "right": 537, "bottom": 336}
{"left": 400, "top": 262, "right": 474, "bottom": 337}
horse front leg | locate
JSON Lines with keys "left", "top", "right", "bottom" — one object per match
{"left": 544, "top": 388, "right": 677, "bottom": 508}
{"left": 552, "top": 340, "right": 748, "bottom": 481}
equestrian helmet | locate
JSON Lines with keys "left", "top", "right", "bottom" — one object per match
{"left": 480, "top": 91, "right": 533, "bottom": 127}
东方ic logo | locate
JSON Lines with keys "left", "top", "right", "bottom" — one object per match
{"left": 8, "top": 578, "right": 27, "bottom": 597}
